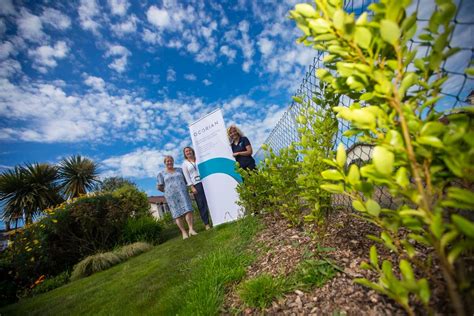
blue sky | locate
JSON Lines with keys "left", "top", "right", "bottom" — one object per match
{"left": 0, "top": 0, "right": 473, "bottom": 203}
{"left": 0, "top": 0, "right": 318, "bottom": 197}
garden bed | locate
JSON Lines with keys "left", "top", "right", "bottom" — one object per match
{"left": 222, "top": 210, "right": 452, "bottom": 315}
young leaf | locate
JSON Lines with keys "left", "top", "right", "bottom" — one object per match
{"left": 366, "top": 199, "right": 381, "bottom": 217}
{"left": 369, "top": 245, "right": 379, "bottom": 268}
{"left": 399, "top": 259, "right": 415, "bottom": 284}
{"left": 294, "top": 3, "right": 317, "bottom": 18}
{"left": 336, "top": 143, "right": 346, "bottom": 167}
{"left": 380, "top": 19, "right": 401, "bottom": 45}
{"left": 373, "top": 146, "right": 394, "bottom": 175}
{"left": 451, "top": 215, "right": 474, "bottom": 239}
{"left": 354, "top": 27, "right": 372, "bottom": 49}
{"left": 321, "top": 169, "right": 344, "bottom": 180}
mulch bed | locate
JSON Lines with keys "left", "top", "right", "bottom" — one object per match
{"left": 221, "top": 210, "right": 452, "bottom": 315}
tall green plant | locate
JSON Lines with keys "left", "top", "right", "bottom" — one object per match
{"left": 0, "top": 163, "right": 62, "bottom": 225}
{"left": 294, "top": 82, "right": 340, "bottom": 233}
{"left": 58, "top": 155, "right": 99, "bottom": 199}
{"left": 290, "top": 0, "right": 473, "bottom": 314}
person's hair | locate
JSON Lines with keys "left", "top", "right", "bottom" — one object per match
{"left": 227, "top": 124, "right": 244, "bottom": 143}
{"left": 183, "top": 147, "right": 195, "bottom": 160}
{"left": 163, "top": 155, "right": 174, "bottom": 164}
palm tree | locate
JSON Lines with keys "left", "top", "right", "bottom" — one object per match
{"left": 0, "top": 163, "right": 62, "bottom": 225}
{"left": 58, "top": 155, "right": 99, "bottom": 199}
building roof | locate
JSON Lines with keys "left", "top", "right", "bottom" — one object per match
{"left": 148, "top": 196, "right": 167, "bottom": 204}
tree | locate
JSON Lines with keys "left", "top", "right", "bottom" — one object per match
{"left": 0, "top": 163, "right": 62, "bottom": 225}
{"left": 94, "top": 176, "right": 136, "bottom": 192}
{"left": 58, "top": 155, "right": 99, "bottom": 199}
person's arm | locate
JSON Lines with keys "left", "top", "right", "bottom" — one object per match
{"left": 157, "top": 173, "right": 165, "bottom": 192}
{"left": 181, "top": 164, "right": 198, "bottom": 194}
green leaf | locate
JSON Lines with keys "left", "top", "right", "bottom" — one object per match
{"left": 399, "top": 72, "right": 418, "bottom": 97}
{"left": 320, "top": 183, "right": 344, "bottom": 193}
{"left": 354, "top": 278, "right": 386, "bottom": 293}
{"left": 381, "top": 232, "right": 397, "bottom": 252}
{"left": 369, "top": 245, "right": 379, "bottom": 268}
{"left": 321, "top": 169, "right": 344, "bottom": 180}
{"left": 360, "top": 261, "right": 372, "bottom": 270}
{"left": 308, "top": 19, "right": 331, "bottom": 34}
{"left": 380, "top": 19, "right": 401, "bottom": 45}
{"left": 352, "top": 199, "right": 366, "bottom": 212}
{"left": 395, "top": 167, "right": 410, "bottom": 188}
{"left": 293, "top": 96, "right": 303, "bottom": 104}
{"left": 399, "top": 260, "right": 415, "bottom": 284}
{"left": 373, "top": 146, "right": 394, "bottom": 175}
{"left": 347, "top": 164, "right": 360, "bottom": 185}
{"left": 401, "top": 240, "right": 416, "bottom": 258}
{"left": 366, "top": 199, "right": 381, "bottom": 217}
{"left": 336, "top": 143, "right": 346, "bottom": 167}
{"left": 430, "top": 212, "right": 444, "bottom": 239}
{"left": 466, "top": 68, "right": 474, "bottom": 76}
{"left": 294, "top": 3, "right": 317, "bottom": 18}
{"left": 452, "top": 215, "right": 474, "bottom": 238}
{"left": 333, "top": 9, "right": 345, "bottom": 30}
{"left": 448, "top": 242, "right": 464, "bottom": 265}
{"left": 418, "top": 279, "right": 431, "bottom": 305}
{"left": 354, "top": 27, "right": 372, "bottom": 49}
{"left": 440, "top": 230, "right": 459, "bottom": 250}
{"left": 420, "top": 122, "right": 445, "bottom": 137}
{"left": 417, "top": 136, "right": 444, "bottom": 148}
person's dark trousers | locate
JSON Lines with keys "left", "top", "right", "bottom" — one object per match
{"left": 194, "top": 182, "right": 210, "bottom": 225}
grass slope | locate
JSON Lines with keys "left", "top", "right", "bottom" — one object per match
{"left": 1, "top": 216, "right": 260, "bottom": 316}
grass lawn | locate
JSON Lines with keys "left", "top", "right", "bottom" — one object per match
{"left": 1, "top": 215, "right": 261, "bottom": 316}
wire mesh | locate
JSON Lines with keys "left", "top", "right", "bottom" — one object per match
{"left": 254, "top": 0, "right": 473, "bottom": 209}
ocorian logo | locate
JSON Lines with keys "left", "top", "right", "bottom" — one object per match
{"left": 193, "top": 121, "right": 219, "bottom": 137}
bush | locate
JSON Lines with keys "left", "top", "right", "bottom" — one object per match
{"left": 0, "top": 254, "right": 17, "bottom": 307}
{"left": 70, "top": 252, "right": 122, "bottom": 281}
{"left": 28, "top": 271, "right": 70, "bottom": 297}
{"left": 114, "top": 242, "right": 153, "bottom": 260}
{"left": 112, "top": 185, "right": 150, "bottom": 217}
{"left": 121, "top": 217, "right": 163, "bottom": 244}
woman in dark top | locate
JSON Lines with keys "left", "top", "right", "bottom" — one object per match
{"left": 227, "top": 124, "right": 256, "bottom": 170}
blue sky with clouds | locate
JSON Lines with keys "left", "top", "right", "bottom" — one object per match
{"left": 0, "top": 0, "right": 319, "bottom": 196}
{"left": 0, "top": 0, "right": 473, "bottom": 202}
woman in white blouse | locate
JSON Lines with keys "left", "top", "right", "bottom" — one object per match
{"left": 182, "top": 147, "right": 211, "bottom": 230}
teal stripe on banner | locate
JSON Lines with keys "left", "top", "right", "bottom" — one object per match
{"left": 198, "top": 157, "right": 242, "bottom": 183}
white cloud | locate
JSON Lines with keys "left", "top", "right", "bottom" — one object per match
{"left": 101, "top": 147, "right": 178, "bottom": 179}
{"left": 78, "top": 0, "right": 101, "bottom": 35}
{"left": 142, "top": 28, "right": 162, "bottom": 45}
{"left": 17, "top": 9, "right": 46, "bottom": 43}
{"left": 184, "top": 73, "right": 197, "bottom": 81}
{"left": 0, "top": 59, "right": 21, "bottom": 78}
{"left": 111, "top": 15, "right": 137, "bottom": 36}
{"left": 258, "top": 38, "right": 274, "bottom": 56}
{"left": 0, "top": 41, "right": 15, "bottom": 60}
{"left": 203, "top": 79, "right": 212, "bottom": 86}
{"left": 108, "top": 0, "right": 129, "bottom": 16}
{"left": 41, "top": 8, "right": 71, "bottom": 30}
{"left": 28, "top": 41, "right": 69, "bottom": 73}
{"left": 166, "top": 68, "right": 176, "bottom": 81}
{"left": 105, "top": 44, "right": 130, "bottom": 73}
{"left": 146, "top": 6, "right": 170, "bottom": 29}
{"left": 0, "top": 0, "right": 15, "bottom": 15}
{"left": 84, "top": 75, "right": 106, "bottom": 91}
{"left": 0, "top": 19, "right": 6, "bottom": 35}
{"left": 220, "top": 45, "right": 237, "bottom": 62}
{"left": 186, "top": 40, "right": 200, "bottom": 53}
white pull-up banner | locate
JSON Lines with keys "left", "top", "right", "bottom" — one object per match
{"left": 189, "top": 108, "right": 243, "bottom": 226}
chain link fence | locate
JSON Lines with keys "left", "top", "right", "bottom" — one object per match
{"left": 254, "top": 0, "right": 473, "bottom": 209}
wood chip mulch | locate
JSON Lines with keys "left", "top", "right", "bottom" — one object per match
{"left": 221, "top": 210, "right": 452, "bottom": 315}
